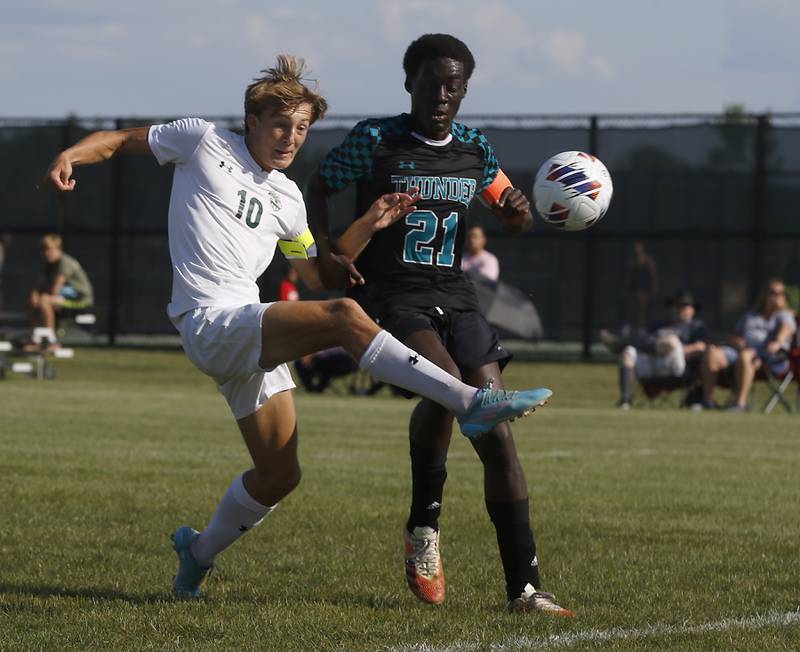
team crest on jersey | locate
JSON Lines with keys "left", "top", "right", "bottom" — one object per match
{"left": 268, "top": 190, "right": 282, "bottom": 211}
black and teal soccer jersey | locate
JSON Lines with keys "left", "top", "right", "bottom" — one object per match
{"left": 319, "top": 113, "right": 500, "bottom": 318}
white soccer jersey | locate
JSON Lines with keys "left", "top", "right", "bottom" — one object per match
{"left": 148, "top": 118, "right": 316, "bottom": 318}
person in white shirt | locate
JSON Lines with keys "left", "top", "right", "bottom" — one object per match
{"left": 461, "top": 225, "right": 499, "bottom": 282}
{"left": 44, "top": 55, "right": 552, "bottom": 599}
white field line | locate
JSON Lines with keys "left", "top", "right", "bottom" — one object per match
{"left": 445, "top": 447, "right": 800, "bottom": 462}
{"left": 384, "top": 609, "right": 800, "bottom": 652}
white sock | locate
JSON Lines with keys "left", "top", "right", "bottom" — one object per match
{"left": 359, "top": 330, "right": 477, "bottom": 415}
{"left": 191, "top": 473, "right": 275, "bottom": 567}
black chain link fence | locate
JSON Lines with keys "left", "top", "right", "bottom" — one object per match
{"left": 1, "top": 113, "right": 798, "bottom": 357}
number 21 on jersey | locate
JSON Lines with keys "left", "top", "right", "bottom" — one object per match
{"left": 403, "top": 210, "right": 458, "bottom": 267}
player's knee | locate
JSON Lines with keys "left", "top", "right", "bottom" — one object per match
{"left": 328, "top": 297, "right": 365, "bottom": 327}
{"left": 473, "top": 424, "right": 515, "bottom": 466}
{"left": 410, "top": 400, "right": 454, "bottom": 441}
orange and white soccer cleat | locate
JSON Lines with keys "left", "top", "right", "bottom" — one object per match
{"left": 507, "top": 583, "right": 576, "bottom": 616}
{"left": 404, "top": 526, "right": 445, "bottom": 605}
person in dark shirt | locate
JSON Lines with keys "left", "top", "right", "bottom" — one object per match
{"left": 308, "top": 34, "right": 571, "bottom": 616}
{"left": 625, "top": 240, "right": 658, "bottom": 334}
{"left": 27, "top": 233, "right": 94, "bottom": 349}
{"left": 602, "top": 291, "right": 708, "bottom": 408}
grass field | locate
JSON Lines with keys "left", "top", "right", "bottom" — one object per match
{"left": 1, "top": 349, "right": 799, "bottom": 651}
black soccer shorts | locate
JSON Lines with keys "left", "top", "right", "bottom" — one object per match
{"left": 376, "top": 305, "right": 512, "bottom": 373}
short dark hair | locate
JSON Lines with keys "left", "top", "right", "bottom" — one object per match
{"left": 403, "top": 34, "right": 475, "bottom": 80}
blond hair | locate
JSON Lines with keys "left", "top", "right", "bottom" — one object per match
{"left": 42, "top": 233, "right": 62, "bottom": 249}
{"left": 244, "top": 55, "right": 328, "bottom": 132}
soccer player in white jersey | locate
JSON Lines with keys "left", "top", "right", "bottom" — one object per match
{"left": 44, "top": 56, "right": 552, "bottom": 599}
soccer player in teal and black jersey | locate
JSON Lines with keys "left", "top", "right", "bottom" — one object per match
{"left": 308, "top": 34, "right": 574, "bottom": 615}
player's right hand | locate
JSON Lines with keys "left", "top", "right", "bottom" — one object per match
{"left": 45, "top": 154, "right": 77, "bottom": 192}
{"left": 368, "top": 190, "right": 420, "bottom": 231}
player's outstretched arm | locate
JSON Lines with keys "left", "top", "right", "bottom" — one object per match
{"left": 45, "top": 127, "right": 151, "bottom": 192}
{"left": 335, "top": 191, "right": 419, "bottom": 260}
{"left": 306, "top": 173, "right": 418, "bottom": 260}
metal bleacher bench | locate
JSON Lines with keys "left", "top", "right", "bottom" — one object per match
{"left": 0, "top": 310, "right": 95, "bottom": 380}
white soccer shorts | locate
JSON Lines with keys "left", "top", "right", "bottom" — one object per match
{"left": 172, "top": 303, "right": 295, "bottom": 419}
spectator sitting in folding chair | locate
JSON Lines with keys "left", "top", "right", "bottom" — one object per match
{"left": 763, "top": 317, "right": 800, "bottom": 413}
{"left": 601, "top": 290, "right": 708, "bottom": 409}
{"left": 699, "top": 278, "right": 796, "bottom": 411}
{"left": 26, "top": 234, "right": 94, "bottom": 351}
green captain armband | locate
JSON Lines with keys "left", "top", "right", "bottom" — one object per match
{"left": 278, "top": 228, "right": 318, "bottom": 260}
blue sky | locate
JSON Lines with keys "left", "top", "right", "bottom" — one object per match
{"left": 2, "top": 0, "right": 798, "bottom": 118}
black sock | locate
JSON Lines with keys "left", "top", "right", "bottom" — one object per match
{"left": 486, "top": 498, "right": 541, "bottom": 601}
{"left": 620, "top": 365, "right": 636, "bottom": 403}
{"left": 406, "top": 443, "right": 447, "bottom": 532}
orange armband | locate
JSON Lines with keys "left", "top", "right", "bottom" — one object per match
{"left": 480, "top": 169, "right": 512, "bottom": 206}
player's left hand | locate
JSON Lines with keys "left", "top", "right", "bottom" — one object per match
{"left": 493, "top": 187, "right": 533, "bottom": 234}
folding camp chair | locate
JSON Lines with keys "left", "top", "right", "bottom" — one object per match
{"left": 762, "top": 324, "right": 800, "bottom": 414}
{"left": 638, "top": 358, "right": 703, "bottom": 408}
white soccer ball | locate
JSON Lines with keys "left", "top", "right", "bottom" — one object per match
{"left": 532, "top": 151, "right": 613, "bottom": 231}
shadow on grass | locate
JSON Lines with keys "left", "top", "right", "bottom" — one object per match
{"left": 0, "top": 582, "right": 408, "bottom": 611}
{"left": 0, "top": 582, "right": 168, "bottom": 605}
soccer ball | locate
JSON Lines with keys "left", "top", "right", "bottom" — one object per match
{"left": 532, "top": 151, "right": 613, "bottom": 231}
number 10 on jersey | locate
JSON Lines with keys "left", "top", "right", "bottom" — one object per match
{"left": 403, "top": 210, "right": 458, "bottom": 267}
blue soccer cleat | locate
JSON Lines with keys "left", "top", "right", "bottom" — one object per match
{"left": 171, "top": 526, "right": 212, "bottom": 598}
{"left": 458, "top": 381, "right": 552, "bottom": 439}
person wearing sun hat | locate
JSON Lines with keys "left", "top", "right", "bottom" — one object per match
{"left": 601, "top": 289, "right": 709, "bottom": 409}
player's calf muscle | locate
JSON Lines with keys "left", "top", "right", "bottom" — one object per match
{"left": 245, "top": 465, "right": 301, "bottom": 503}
